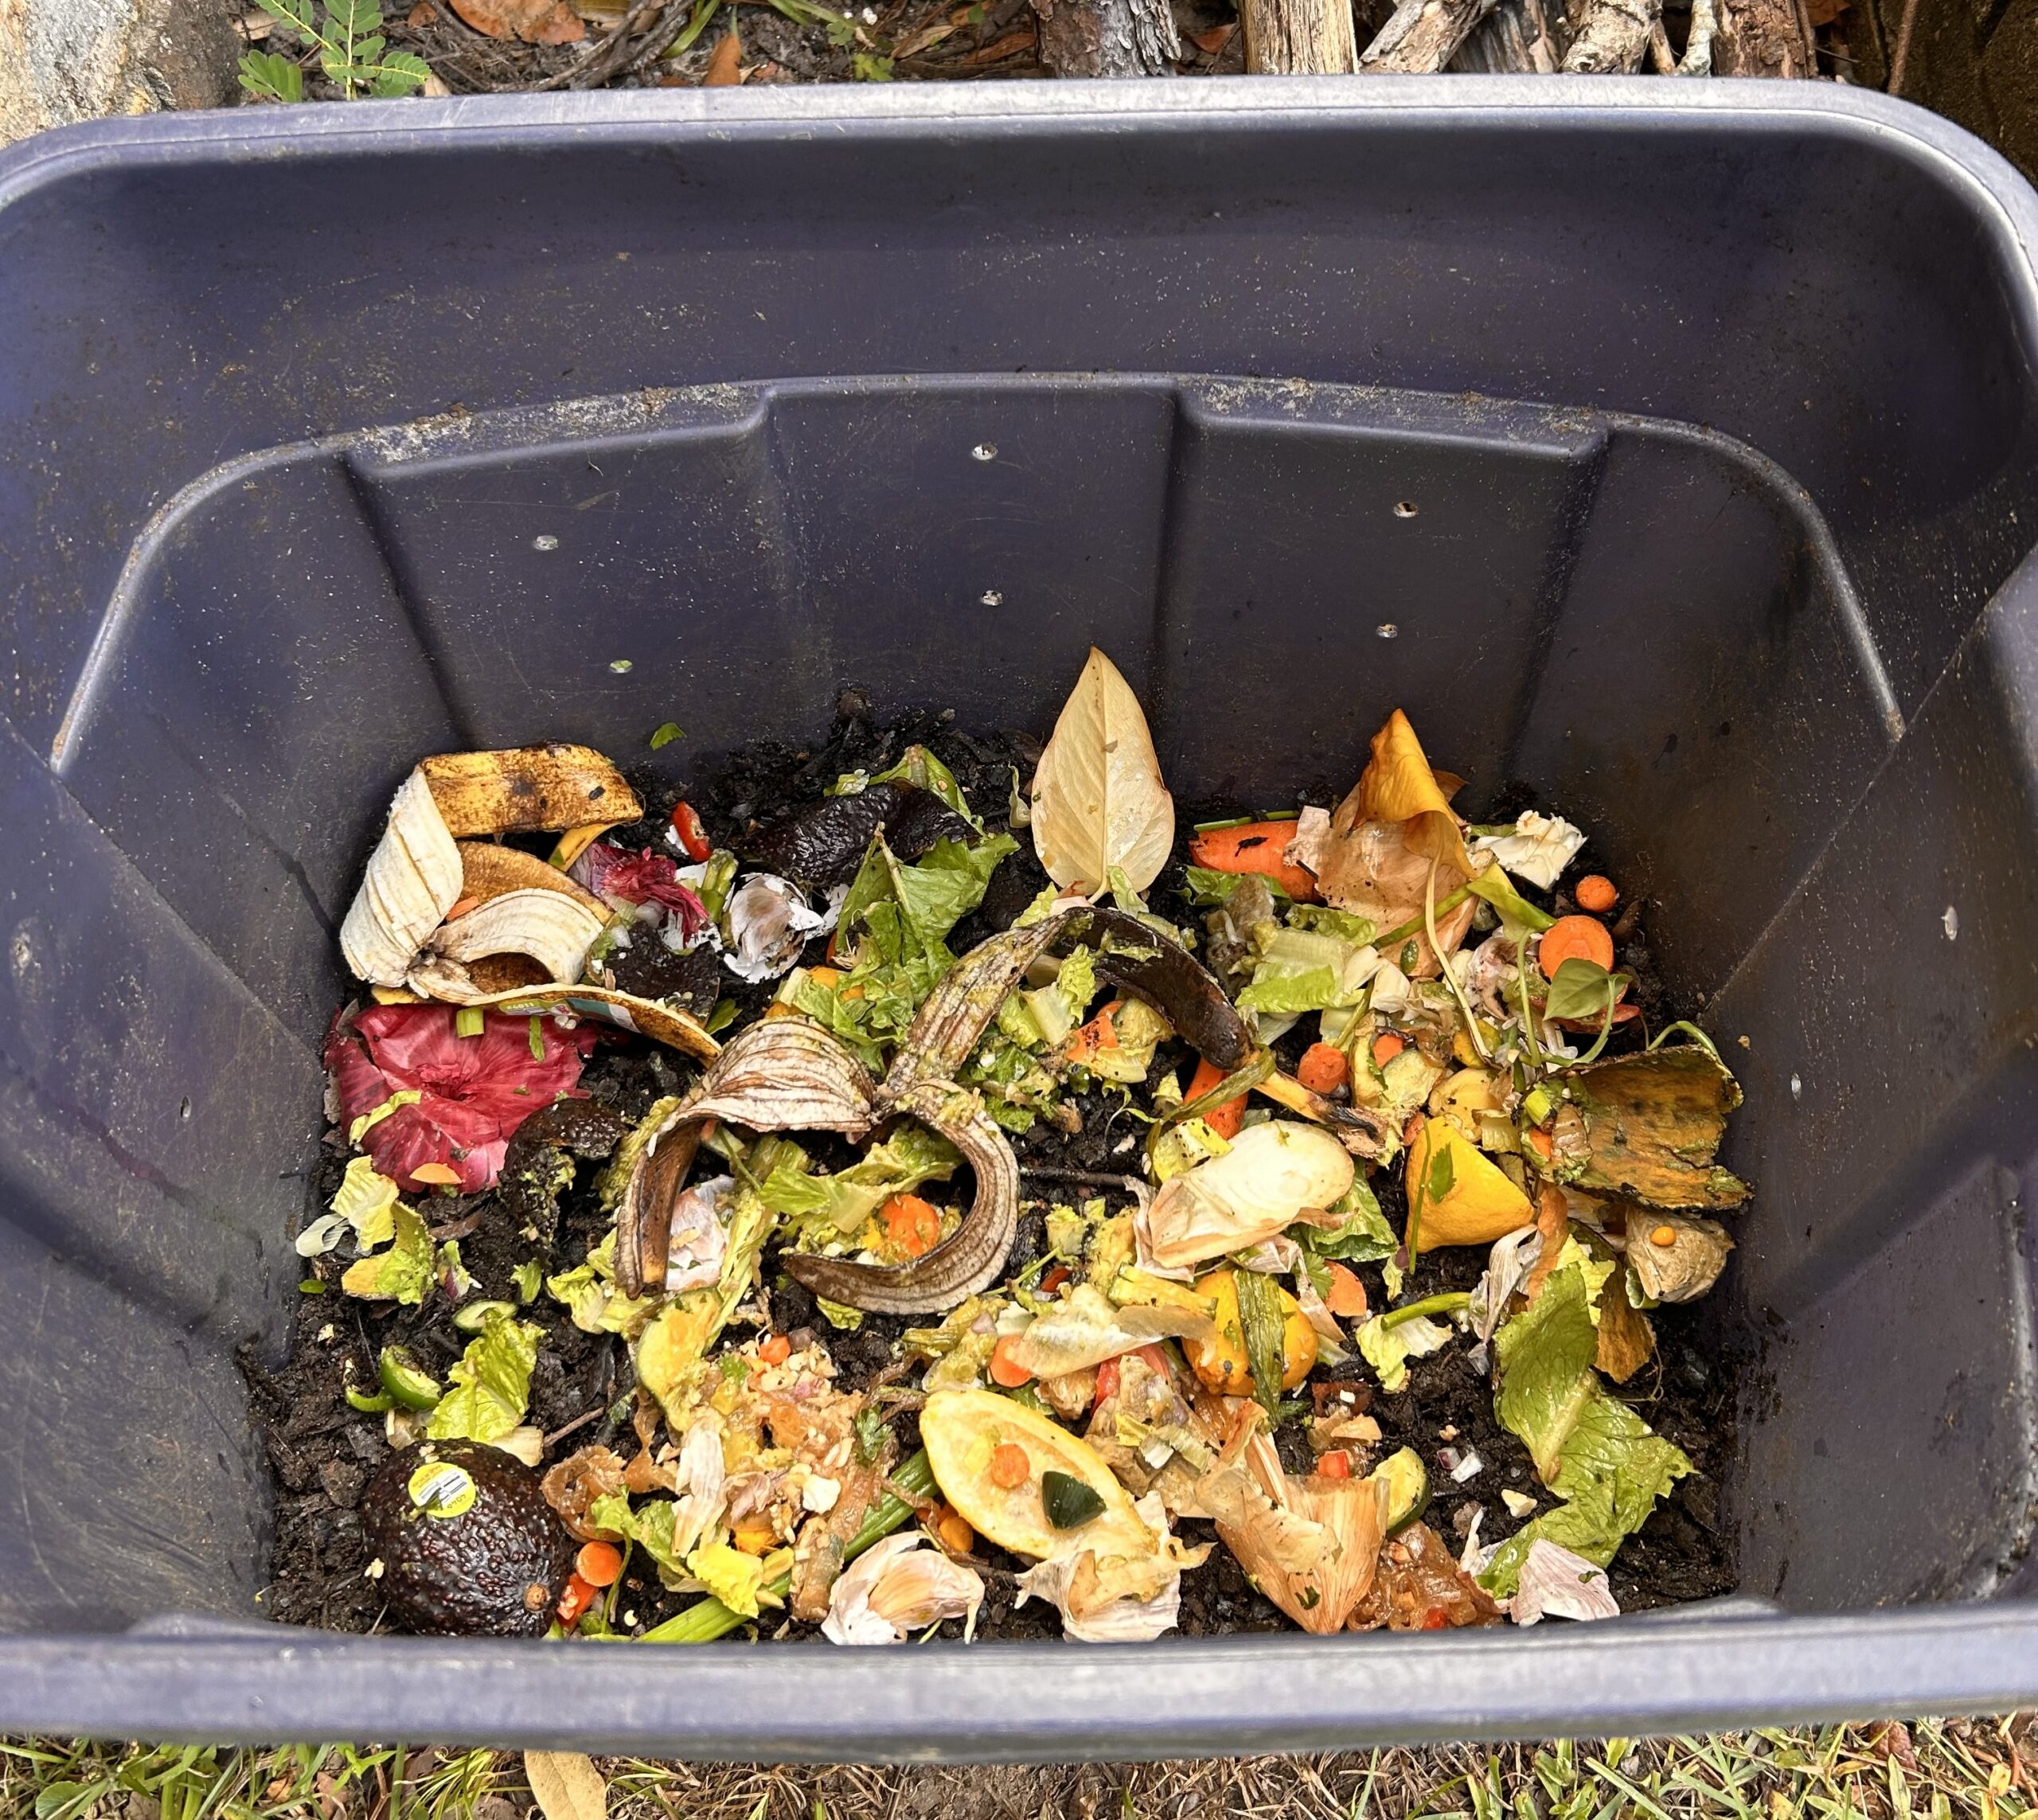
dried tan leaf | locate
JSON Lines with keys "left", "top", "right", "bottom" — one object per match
{"left": 450, "top": 0, "right": 585, "bottom": 37}
{"left": 1314, "top": 711, "right": 1475, "bottom": 971}
{"left": 703, "top": 25, "right": 742, "bottom": 81}
{"left": 1029, "top": 646, "right": 1174, "bottom": 895}
{"left": 523, "top": 1751, "right": 607, "bottom": 1820}
{"left": 966, "top": 23, "right": 1037, "bottom": 60}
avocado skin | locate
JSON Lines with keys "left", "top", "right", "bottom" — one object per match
{"left": 361, "top": 1440, "right": 574, "bottom": 1637}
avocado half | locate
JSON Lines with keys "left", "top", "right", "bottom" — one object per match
{"left": 361, "top": 1439, "right": 575, "bottom": 1637}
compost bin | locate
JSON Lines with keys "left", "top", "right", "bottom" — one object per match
{"left": 2, "top": 77, "right": 2038, "bottom": 1755}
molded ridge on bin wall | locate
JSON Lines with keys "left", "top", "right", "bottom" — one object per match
{"left": 2, "top": 83, "right": 2037, "bottom": 1753}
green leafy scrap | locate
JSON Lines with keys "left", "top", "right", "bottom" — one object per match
{"left": 427, "top": 1310, "right": 541, "bottom": 1444}
{"left": 1297, "top": 1176, "right": 1398, "bottom": 1263}
{"left": 338, "top": 1202, "right": 434, "bottom": 1305}
{"left": 756, "top": 1125, "right": 959, "bottom": 1236}
{"left": 1482, "top": 1256, "right": 1690, "bottom": 1596}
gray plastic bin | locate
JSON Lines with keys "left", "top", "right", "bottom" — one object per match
{"left": 3, "top": 78, "right": 2038, "bottom": 1757}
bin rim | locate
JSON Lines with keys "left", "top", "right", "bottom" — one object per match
{"left": 2, "top": 79, "right": 2035, "bottom": 292}
{"left": 2, "top": 1601, "right": 2036, "bottom": 1756}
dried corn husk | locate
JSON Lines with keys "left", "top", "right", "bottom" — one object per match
{"left": 821, "top": 1533, "right": 985, "bottom": 1645}
{"left": 1202, "top": 1424, "right": 1384, "bottom": 1633}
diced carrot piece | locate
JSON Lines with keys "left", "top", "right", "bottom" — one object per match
{"left": 935, "top": 1506, "right": 976, "bottom": 1555}
{"left": 881, "top": 1193, "right": 943, "bottom": 1259}
{"left": 575, "top": 1541, "right": 623, "bottom": 1588}
{"left": 1298, "top": 1041, "right": 1350, "bottom": 1095}
{"left": 989, "top": 1442, "right": 1031, "bottom": 1489}
{"left": 1371, "top": 1032, "right": 1407, "bottom": 1068}
{"left": 1095, "top": 1357, "right": 1122, "bottom": 1404}
{"left": 1574, "top": 874, "right": 1618, "bottom": 914}
{"left": 1316, "top": 1450, "right": 1353, "bottom": 1479}
{"left": 1186, "top": 822, "right": 1319, "bottom": 900}
{"left": 989, "top": 1337, "right": 1033, "bottom": 1388}
{"left": 555, "top": 1573, "right": 598, "bottom": 1625}
{"left": 1324, "top": 1263, "right": 1368, "bottom": 1319}
{"left": 758, "top": 1334, "right": 792, "bottom": 1366}
{"left": 1185, "top": 1056, "right": 1246, "bottom": 1139}
{"left": 1539, "top": 915, "right": 1615, "bottom": 976}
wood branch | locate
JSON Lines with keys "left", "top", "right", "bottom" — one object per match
{"left": 1714, "top": 0, "right": 1813, "bottom": 72}
{"left": 1560, "top": 0, "right": 1656, "bottom": 68}
{"left": 1243, "top": 0, "right": 1357, "bottom": 69}
{"left": 1032, "top": 0, "right": 1180, "bottom": 72}
{"left": 1451, "top": 0, "right": 1564, "bottom": 70}
{"left": 1678, "top": 0, "right": 1716, "bottom": 69}
{"left": 1361, "top": 0, "right": 1497, "bottom": 70}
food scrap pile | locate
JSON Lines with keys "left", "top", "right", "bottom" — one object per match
{"left": 260, "top": 649, "right": 1747, "bottom": 1646}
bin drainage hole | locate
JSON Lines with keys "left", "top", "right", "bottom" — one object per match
{"left": 1393, "top": 501, "right": 1419, "bottom": 518}
{"left": 1943, "top": 905, "right": 1959, "bottom": 940}
{"left": 1376, "top": 623, "right": 1400, "bottom": 640}
{"left": 532, "top": 534, "right": 560, "bottom": 551}
{"left": 609, "top": 658, "right": 634, "bottom": 674}
{"left": 1790, "top": 1074, "right": 1802, "bottom": 1099}
{"left": 971, "top": 443, "right": 998, "bottom": 463}
{"left": 981, "top": 589, "right": 1004, "bottom": 607}
{"left": 179, "top": 1097, "right": 192, "bottom": 1121}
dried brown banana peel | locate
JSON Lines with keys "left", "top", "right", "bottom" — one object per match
{"left": 341, "top": 744, "right": 642, "bottom": 998}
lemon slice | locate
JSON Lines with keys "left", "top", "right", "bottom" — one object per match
{"left": 920, "top": 1389, "right": 1150, "bottom": 1561}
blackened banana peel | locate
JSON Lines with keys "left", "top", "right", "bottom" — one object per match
{"left": 618, "top": 907, "right": 1389, "bottom": 1313}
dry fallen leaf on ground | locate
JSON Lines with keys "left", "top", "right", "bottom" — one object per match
{"left": 704, "top": 25, "right": 743, "bottom": 82}
{"left": 524, "top": 1751, "right": 608, "bottom": 1820}
{"left": 450, "top": 0, "right": 587, "bottom": 41}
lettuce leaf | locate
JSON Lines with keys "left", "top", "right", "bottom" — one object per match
{"left": 870, "top": 744, "right": 980, "bottom": 830}
{"left": 1236, "top": 963, "right": 1344, "bottom": 1017}
{"left": 587, "top": 1490, "right": 686, "bottom": 1579}
{"left": 339, "top": 1202, "right": 434, "bottom": 1305}
{"left": 427, "top": 1310, "right": 541, "bottom": 1443}
{"left": 1183, "top": 865, "right": 1291, "bottom": 908}
{"left": 1298, "top": 1176, "right": 1398, "bottom": 1263}
{"left": 1286, "top": 904, "right": 1377, "bottom": 944}
{"left": 757, "top": 1125, "right": 959, "bottom": 1236}
{"left": 1482, "top": 1256, "right": 1690, "bottom": 1595}
{"left": 330, "top": 1155, "right": 399, "bottom": 1249}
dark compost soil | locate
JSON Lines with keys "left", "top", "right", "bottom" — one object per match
{"left": 244, "top": 691, "right": 1741, "bottom": 1640}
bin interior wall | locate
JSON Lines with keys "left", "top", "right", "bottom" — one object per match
{"left": 2, "top": 92, "right": 2038, "bottom": 1644}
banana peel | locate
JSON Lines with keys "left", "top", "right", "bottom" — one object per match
{"left": 342, "top": 744, "right": 645, "bottom": 1004}
{"left": 418, "top": 744, "right": 639, "bottom": 838}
